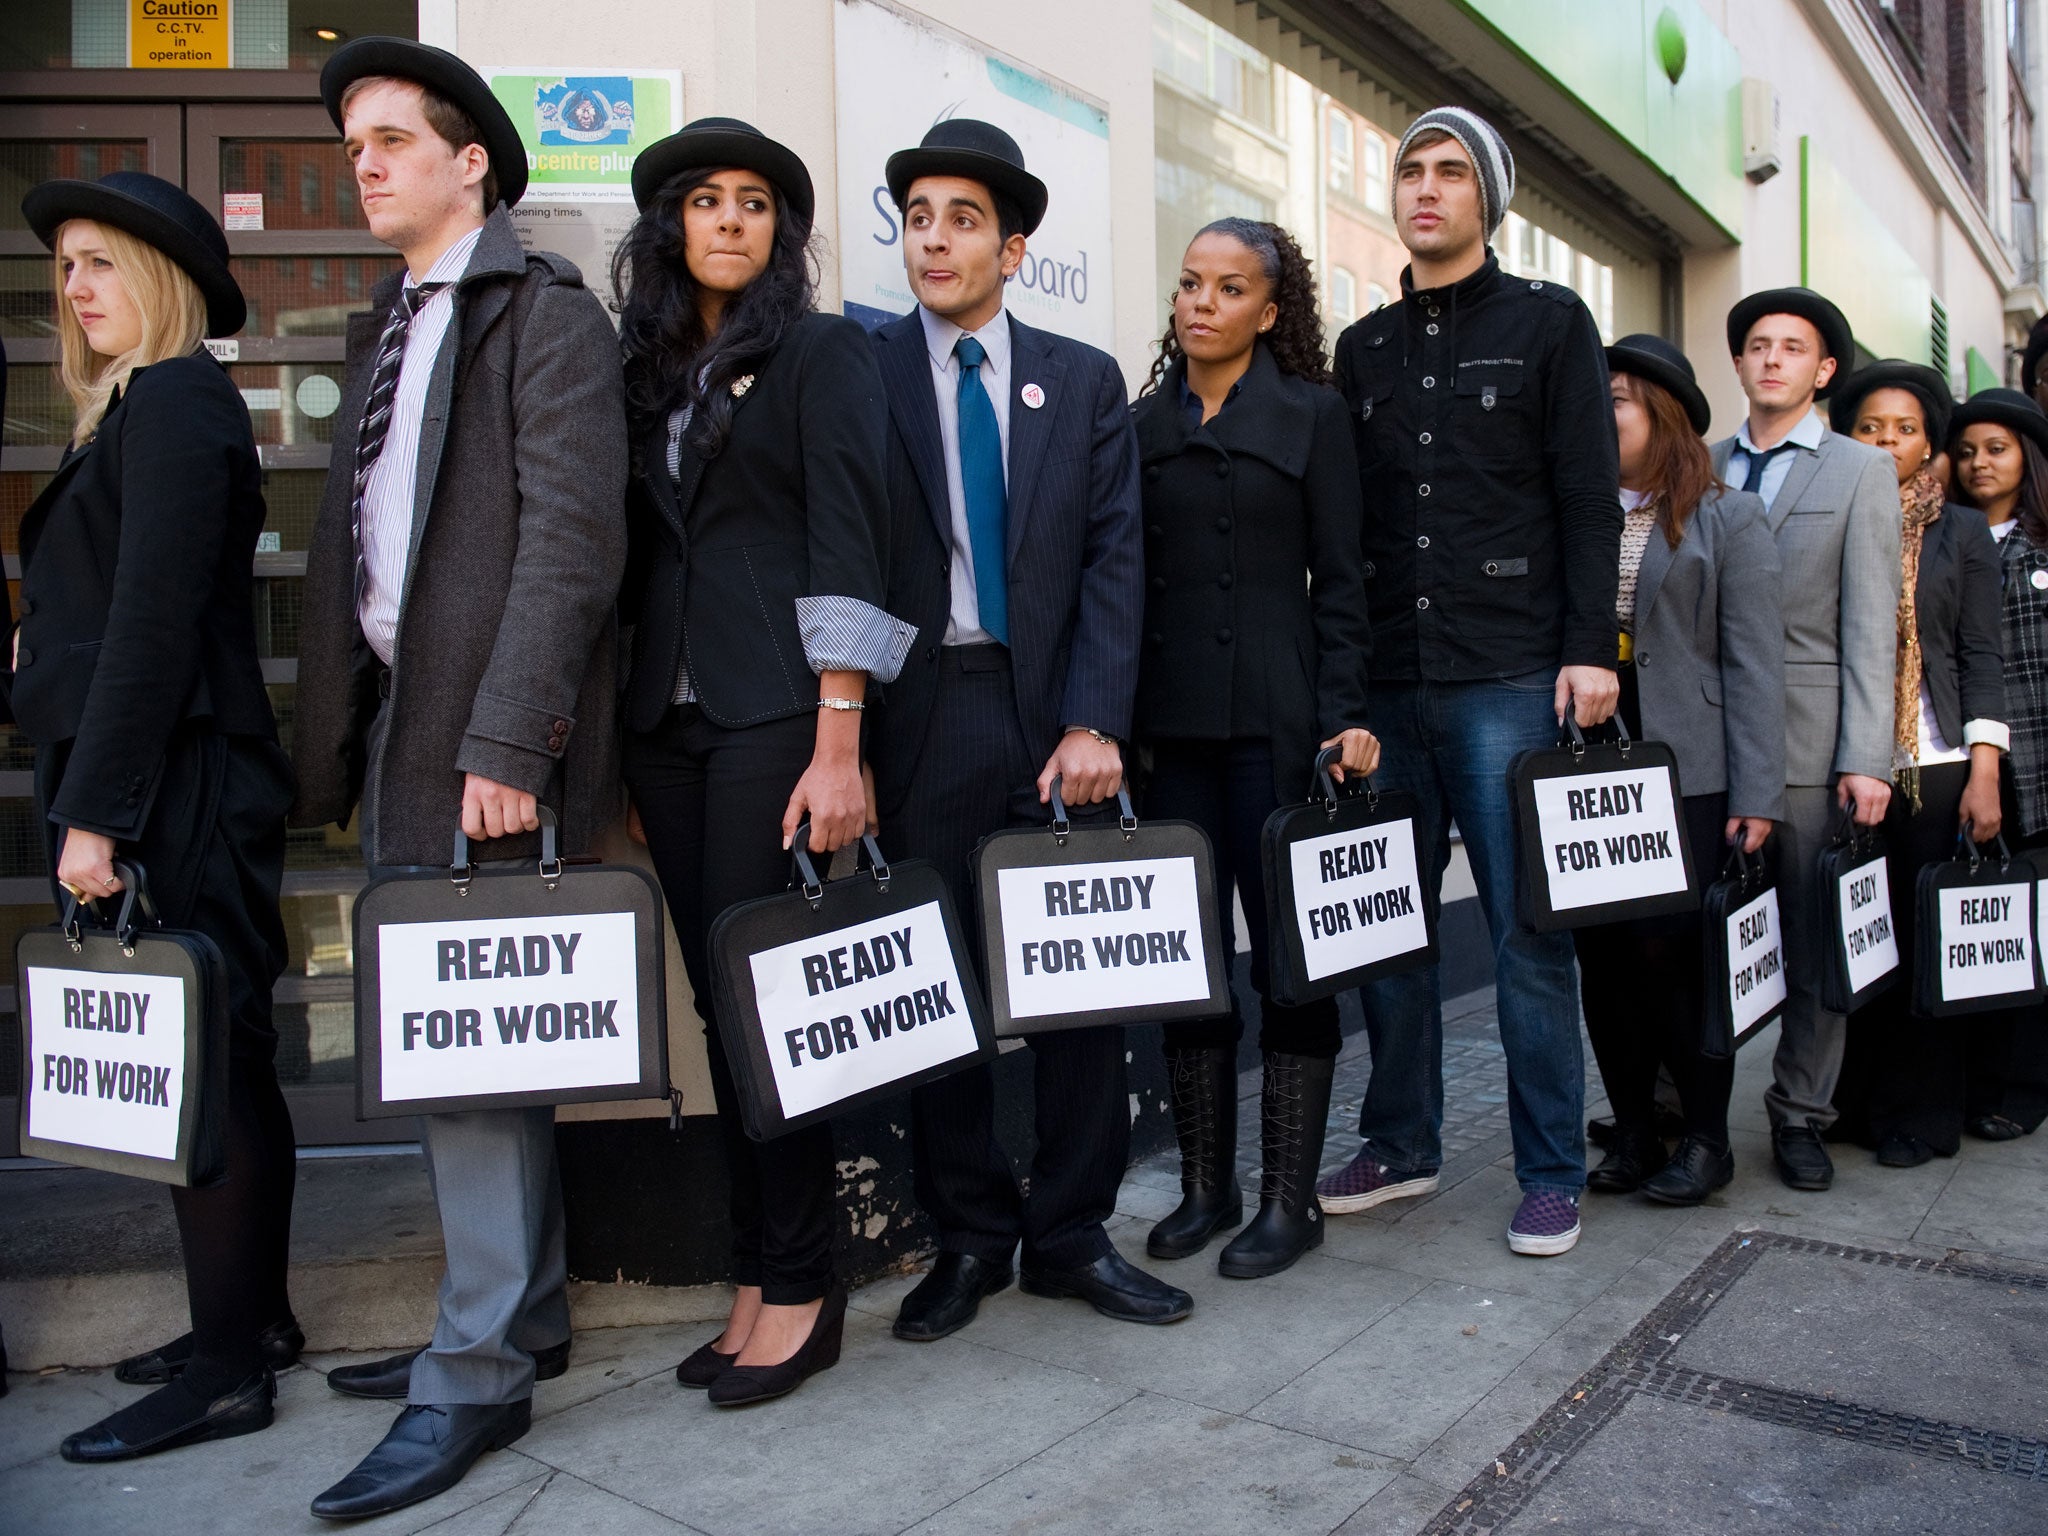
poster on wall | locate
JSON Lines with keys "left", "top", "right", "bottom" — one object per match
{"left": 833, "top": 0, "right": 1115, "bottom": 350}
{"left": 130, "top": 0, "right": 231, "bottom": 68}
{"left": 479, "top": 66, "right": 684, "bottom": 319}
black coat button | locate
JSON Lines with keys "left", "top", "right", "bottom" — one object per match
{"left": 1150, "top": 576, "right": 1167, "bottom": 592}
{"left": 924, "top": 646, "right": 938, "bottom": 662}
{"left": 1147, "top": 524, "right": 1163, "bottom": 538}
{"left": 14, "top": 648, "right": 30, "bottom": 667}
{"left": 1215, "top": 517, "right": 1232, "bottom": 533}
{"left": 1216, "top": 627, "right": 1233, "bottom": 644}
{"left": 1363, "top": 561, "right": 1376, "bottom": 577}
{"left": 1145, "top": 465, "right": 1160, "bottom": 482}
{"left": 1149, "top": 631, "right": 1165, "bottom": 645}
{"left": 1214, "top": 461, "right": 1229, "bottom": 478}
{"left": 1217, "top": 572, "right": 1233, "bottom": 589}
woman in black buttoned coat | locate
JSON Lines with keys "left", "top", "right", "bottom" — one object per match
{"left": 15, "top": 173, "right": 297, "bottom": 1462}
{"left": 1133, "top": 219, "right": 1376, "bottom": 1280}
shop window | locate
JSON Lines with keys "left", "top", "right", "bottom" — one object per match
{"left": 1327, "top": 108, "right": 1355, "bottom": 199}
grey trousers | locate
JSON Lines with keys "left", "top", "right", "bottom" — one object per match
{"left": 1766, "top": 784, "right": 1847, "bottom": 1131}
{"left": 361, "top": 696, "right": 572, "bottom": 1406}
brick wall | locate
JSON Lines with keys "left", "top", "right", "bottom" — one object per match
{"left": 1862, "top": 0, "right": 1989, "bottom": 201}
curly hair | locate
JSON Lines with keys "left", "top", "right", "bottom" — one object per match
{"left": 1143, "top": 218, "right": 1330, "bottom": 394}
{"left": 612, "top": 170, "right": 820, "bottom": 456}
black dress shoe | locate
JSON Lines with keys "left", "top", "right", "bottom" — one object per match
{"left": 116, "top": 1317, "right": 304, "bottom": 1386}
{"left": 675, "top": 1338, "right": 737, "bottom": 1389}
{"left": 1640, "top": 1136, "right": 1734, "bottom": 1206}
{"left": 1877, "top": 1132, "right": 1934, "bottom": 1168}
{"left": 1967, "top": 1113, "right": 2027, "bottom": 1142}
{"left": 707, "top": 1288, "right": 847, "bottom": 1407}
{"left": 310, "top": 1400, "right": 531, "bottom": 1521}
{"left": 326, "top": 1337, "right": 570, "bottom": 1399}
{"left": 1020, "top": 1250, "right": 1193, "bottom": 1325}
{"left": 1586, "top": 1131, "right": 1668, "bottom": 1194}
{"left": 1772, "top": 1122, "right": 1834, "bottom": 1191}
{"left": 61, "top": 1369, "right": 274, "bottom": 1462}
{"left": 892, "top": 1252, "right": 1015, "bottom": 1342}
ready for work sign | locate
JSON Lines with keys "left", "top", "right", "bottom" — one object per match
{"left": 24, "top": 965, "right": 188, "bottom": 1160}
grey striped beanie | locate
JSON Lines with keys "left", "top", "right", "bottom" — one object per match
{"left": 1395, "top": 107, "right": 1515, "bottom": 238}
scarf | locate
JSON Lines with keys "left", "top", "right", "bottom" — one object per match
{"left": 1893, "top": 467, "right": 1945, "bottom": 810}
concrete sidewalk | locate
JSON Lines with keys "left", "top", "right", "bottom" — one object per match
{"left": 3, "top": 990, "right": 2044, "bottom": 1535}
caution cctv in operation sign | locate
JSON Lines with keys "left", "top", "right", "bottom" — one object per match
{"left": 130, "top": 0, "right": 231, "bottom": 69}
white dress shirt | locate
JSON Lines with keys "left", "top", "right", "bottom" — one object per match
{"left": 919, "top": 303, "right": 1013, "bottom": 645}
{"left": 356, "top": 224, "right": 483, "bottom": 664}
{"left": 1728, "top": 408, "right": 1825, "bottom": 514}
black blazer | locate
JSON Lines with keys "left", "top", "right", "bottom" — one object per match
{"left": 1916, "top": 502, "right": 2006, "bottom": 749}
{"left": 621, "top": 311, "right": 891, "bottom": 734}
{"left": 1132, "top": 348, "right": 1370, "bottom": 800}
{"left": 867, "top": 309, "right": 1143, "bottom": 815}
{"left": 12, "top": 351, "right": 274, "bottom": 837}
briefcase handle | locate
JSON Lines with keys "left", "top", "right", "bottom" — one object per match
{"left": 787, "top": 819, "right": 893, "bottom": 912}
{"left": 1559, "top": 709, "right": 1634, "bottom": 760}
{"left": 1715, "top": 843, "right": 1769, "bottom": 895}
{"left": 1825, "top": 802, "right": 1885, "bottom": 857}
{"left": 1956, "top": 827, "right": 2016, "bottom": 876}
{"left": 1308, "top": 745, "right": 1381, "bottom": 819}
{"left": 451, "top": 805, "right": 563, "bottom": 895}
{"left": 1045, "top": 773, "right": 1138, "bottom": 847}
{"left": 61, "top": 858, "right": 161, "bottom": 956}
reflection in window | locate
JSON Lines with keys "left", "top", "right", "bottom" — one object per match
{"left": 1152, "top": 0, "right": 1274, "bottom": 127}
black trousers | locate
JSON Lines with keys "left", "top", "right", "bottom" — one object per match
{"left": 1963, "top": 799, "right": 2048, "bottom": 1133}
{"left": 625, "top": 706, "right": 836, "bottom": 1305}
{"left": 886, "top": 645, "right": 1127, "bottom": 1270}
{"left": 1144, "top": 736, "right": 1341, "bottom": 1058}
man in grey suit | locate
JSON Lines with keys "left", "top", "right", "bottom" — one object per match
{"left": 1712, "top": 287, "right": 1900, "bottom": 1192}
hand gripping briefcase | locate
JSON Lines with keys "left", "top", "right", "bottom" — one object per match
{"left": 1911, "top": 833, "right": 2042, "bottom": 1019}
{"left": 709, "top": 823, "right": 993, "bottom": 1140}
{"left": 1816, "top": 812, "right": 1901, "bottom": 1015}
{"left": 352, "top": 808, "right": 668, "bottom": 1119}
{"left": 1510, "top": 715, "right": 1697, "bottom": 932}
{"left": 16, "top": 861, "right": 230, "bottom": 1186}
{"left": 1700, "top": 844, "right": 1787, "bottom": 1058}
{"left": 1261, "top": 747, "right": 1436, "bottom": 1006}
{"left": 972, "top": 776, "right": 1230, "bottom": 1037}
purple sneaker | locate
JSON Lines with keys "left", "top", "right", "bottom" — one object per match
{"left": 1507, "top": 1191, "right": 1581, "bottom": 1256}
{"left": 1315, "top": 1147, "right": 1440, "bottom": 1214}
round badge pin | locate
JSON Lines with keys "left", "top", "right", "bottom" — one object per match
{"left": 2033, "top": 568, "right": 2048, "bottom": 591}
{"left": 1022, "top": 382, "right": 1046, "bottom": 410}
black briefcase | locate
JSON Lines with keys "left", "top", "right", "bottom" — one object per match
{"left": 1509, "top": 716, "right": 1697, "bottom": 932}
{"left": 1700, "top": 845, "right": 1786, "bottom": 1058}
{"left": 1261, "top": 747, "right": 1436, "bottom": 1006}
{"left": 709, "top": 825, "right": 993, "bottom": 1140}
{"left": 352, "top": 809, "right": 668, "bottom": 1119}
{"left": 1911, "top": 834, "right": 2042, "bottom": 1018}
{"left": 1816, "top": 814, "right": 1901, "bottom": 1014}
{"left": 972, "top": 777, "right": 1230, "bottom": 1036}
{"left": 16, "top": 862, "right": 230, "bottom": 1186}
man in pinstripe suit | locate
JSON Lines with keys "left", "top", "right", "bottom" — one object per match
{"left": 868, "top": 120, "right": 1193, "bottom": 1338}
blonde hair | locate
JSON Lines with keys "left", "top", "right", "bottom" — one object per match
{"left": 54, "top": 219, "right": 208, "bottom": 447}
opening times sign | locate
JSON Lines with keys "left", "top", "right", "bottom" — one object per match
{"left": 130, "top": 0, "right": 230, "bottom": 68}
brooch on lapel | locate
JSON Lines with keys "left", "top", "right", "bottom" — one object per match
{"left": 731, "top": 374, "right": 755, "bottom": 399}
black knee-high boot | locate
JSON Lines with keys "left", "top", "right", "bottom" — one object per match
{"left": 1218, "top": 1053, "right": 1333, "bottom": 1278}
{"left": 1147, "top": 1047, "right": 1244, "bottom": 1259}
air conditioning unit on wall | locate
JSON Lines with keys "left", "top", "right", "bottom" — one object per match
{"left": 1742, "top": 78, "right": 1782, "bottom": 184}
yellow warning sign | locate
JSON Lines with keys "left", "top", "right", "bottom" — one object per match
{"left": 130, "top": 0, "right": 231, "bottom": 69}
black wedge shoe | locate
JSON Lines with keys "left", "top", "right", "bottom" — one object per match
{"left": 1148, "top": 1047, "right": 1245, "bottom": 1259}
{"left": 1218, "top": 1052, "right": 1335, "bottom": 1279}
{"left": 116, "top": 1317, "right": 304, "bottom": 1386}
{"left": 707, "top": 1288, "right": 847, "bottom": 1407}
{"left": 675, "top": 1338, "right": 738, "bottom": 1389}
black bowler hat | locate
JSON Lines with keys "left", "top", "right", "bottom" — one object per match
{"left": 1605, "top": 333, "right": 1711, "bottom": 436}
{"left": 1827, "top": 360, "right": 1953, "bottom": 447}
{"left": 1949, "top": 386, "right": 2048, "bottom": 458}
{"left": 2021, "top": 314, "right": 2048, "bottom": 398}
{"left": 629, "top": 117, "right": 815, "bottom": 230}
{"left": 1725, "top": 287, "right": 1855, "bottom": 399}
{"left": 886, "top": 118, "right": 1049, "bottom": 236}
{"left": 320, "top": 36, "right": 528, "bottom": 208}
{"left": 22, "top": 171, "right": 245, "bottom": 337}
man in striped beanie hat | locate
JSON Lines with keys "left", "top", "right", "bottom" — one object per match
{"left": 1394, "top": 105, "right": 1516, "bottom": 240}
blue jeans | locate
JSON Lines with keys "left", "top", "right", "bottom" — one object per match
{"left": 1354, "top": 672, "right": 1587, "bottom": 1196}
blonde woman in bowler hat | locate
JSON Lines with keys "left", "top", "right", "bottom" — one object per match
{"left": 16, "top": 171, "right": 299, "bottom": 1462}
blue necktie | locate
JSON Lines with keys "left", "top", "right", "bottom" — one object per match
{"left": 1741, "top": 440, "right": 1795, "bottom": 497}
{"left": 954, "top": 335, "right": 1009, "bottom": 645}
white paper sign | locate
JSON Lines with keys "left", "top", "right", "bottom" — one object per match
{"left": 24, "top": 965, "right": 188, "bottom": 1160}
{"left": 747, "top": 900, "right": 978, "bottom": 1119}
{"left": 1836, "top": 854, "right": 1899, "bottom": 997}
{"left": 376, "top": 912, "right": 642, "bottom": 1101}
{"left": 997, "top": 856, "right": 1210, "bottom": 1019}
{"left": 1287, "top": 817, "right": 1429, "bottom": 981}
{"left": 1530, "top": 767, "right": 1688, "bottom": 911}
{"left": 1726, "top": 887, "right": 1787, "bottom": 1042}
{"left": 1937, "top": 882, "right": 2034, "bottom": 1002}
{"left": 222, "top": 192, "right": 263, "bottom": 230}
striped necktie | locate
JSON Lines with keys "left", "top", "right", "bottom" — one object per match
{"left": 351, "top": 281, "right": 449, "bottom": 606}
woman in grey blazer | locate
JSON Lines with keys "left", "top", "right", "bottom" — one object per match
{"left": 1829, "top": 365, "right": 2007, "bottom": 1167}
{"left": 1575, "top": 336, "right": 1786, "bottom": 1206}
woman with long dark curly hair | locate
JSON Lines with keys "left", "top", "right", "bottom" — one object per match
{"left": 613, "top": 118, "right": 910, "bottom": 1405}
{"left": 1132, "top": 217, "right": 1376, "bottom": 1279}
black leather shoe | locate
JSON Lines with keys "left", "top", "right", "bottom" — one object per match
{"left": 675, "top": 1338, "right": 737, "bottom": 1389}
{"left": 1218, "top": 1052, "right": 1334, "bottom": 1279}
{"left": 326, "top": 1338, "right": 569, "bottom": 1399}
{"left": 1967, "top": 1113, "right": 2027, "bottom": 1142}
{"left": 1877, "top": 1132, "right": 1934, "bottom": 1168}
{"left": 1586, "top": 1131, "right": 1668, "bottom": 1194}
{"left": 1640, "top": 1136, "right": 1734, "bottom": 1206}
{"left": 1772, "top": 1122, "right": 1834, "bottom": 1191}
{"left": 707, "top": 1287, "right": 847, "bottom": 1407}
{"left": 1020, "top": 1250, "right": 1193, "bottom": 1324}
{"left": 60, "top": 1369, "right": 274, "bottom": 1462}
{"left": 892, "top": 1252, "right": 1014, "bottom": 1342}
{"left": 1148, "top": 1046, "right": 1244, "bottom": 1259}
{"left": 116, "top": 1317, "right": 304, "bottom": 1386}
{"left": 310, "top": 1400, "right": 531, "bottom": 1521}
